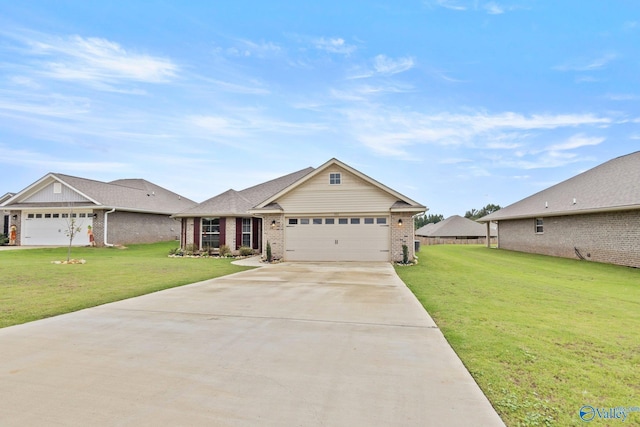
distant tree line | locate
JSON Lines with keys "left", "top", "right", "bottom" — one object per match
{"left": 414, "top": 204, "right": 501, "bottom": 228}
{"left": 464, "top": 203, "right": 501, "bottom": 220}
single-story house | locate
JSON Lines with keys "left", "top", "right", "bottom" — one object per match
{"left": 416, "top": 215, "right": 497, "bottom": 239}
{"left": 1, "top": 192, "right": 15, "bottom": 238}
{"left": 478, "top": 151, "right": 640, "bottom": 268}
{"left": 1, "top": 173, "right": 196, "bottom": 247}
{"left": 174, "top": 158, "right": 426, "bottom": 262}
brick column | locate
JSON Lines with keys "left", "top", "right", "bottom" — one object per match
{"left": 390, "top": 213, "right": 415, "bottom": 263}
{"left": 262, "top": 214, "right": 285, "bottom": 260}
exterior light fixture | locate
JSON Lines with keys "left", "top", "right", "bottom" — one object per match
{"left": 397, "top": 219, "right": 403, "bottom": 227}
{"left": 12, "top": 215, "right": 17, "bottom": 220}
{"left": 271, "top": 220, "right": 276, "bottom": 229}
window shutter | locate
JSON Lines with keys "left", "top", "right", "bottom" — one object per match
{"left": 236, "top": 218, "right": 243, "bottom": 249}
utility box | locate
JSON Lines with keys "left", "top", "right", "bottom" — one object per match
{"left": 414, "top": 240, "right": 421, "bottom": 253}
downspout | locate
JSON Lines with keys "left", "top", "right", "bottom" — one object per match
{"left": 104, "top": 208, "right": 116, "bottom": 247}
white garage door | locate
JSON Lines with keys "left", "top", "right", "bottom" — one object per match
{"left": 23, "top": 211, "right": 93, "bottom": 246}
{"left": 285, "top": 216, "right": 390, "bottom": 261}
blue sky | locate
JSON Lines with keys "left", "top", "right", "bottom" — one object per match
{"left": 1, "top": 1, "right": 638, "bottom": 217}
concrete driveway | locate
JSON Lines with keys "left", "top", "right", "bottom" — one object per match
{"left": 0, "top": 262, "right": 504, "bottom": 426}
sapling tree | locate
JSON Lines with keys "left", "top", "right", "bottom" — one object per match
{"left": 63, "top": 213, "right": 83, "bottom": 262}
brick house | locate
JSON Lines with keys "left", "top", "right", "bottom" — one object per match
{"left": 0, "top": 173, "right": 196, "bottom": 247}
{"left": 175, "top": 158, "right": 426, "bottom": 262}
{"left": 478, "top": 151, "right": 640, "bottom": 268}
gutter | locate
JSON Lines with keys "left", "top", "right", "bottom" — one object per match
{"left": 103, "top": 208, "right": 116, "bottom": 247}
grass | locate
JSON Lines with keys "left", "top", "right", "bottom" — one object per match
{"left": 0, "top": 241, "right": 254, "bottom": 328}
{"left": 396, "top": 245, "right": 640, "bottom": 427}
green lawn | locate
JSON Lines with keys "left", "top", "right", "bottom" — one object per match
{"left": 396, "top": 245, "right": 640, "bottom": 427}
{"left": 0, "top": 241, "right": 254, "bottom": 328}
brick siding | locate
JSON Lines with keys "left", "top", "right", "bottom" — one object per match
{"left": 497, "top": 210, "right": 640, "bottom": 268}
{"left": 390, "top": 213, "right": 415, "bottom": 262}
{"left": 105, "top": 211, "right": 180, "bottom": 246}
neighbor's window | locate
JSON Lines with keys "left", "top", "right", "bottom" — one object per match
{"left": 535, "top": 218, "right": 544, "bottom": 234}
{"left": 242, "top": 218, "right": 251, "bottom": 247}
{"left": 202, "top": 217, "right": 220, "bottom": 249}
{"left": 329, "top": 173, "right": 341, "bottom": 185}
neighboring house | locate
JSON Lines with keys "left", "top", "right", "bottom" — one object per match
{"left": 1, "top": 173, "right": 196, "bottom": 247}
{"left": 478, "top": 151, "right": 640, "bottom": 268}
{"left": 1, "top": 192, "right": 15, "bottom": 238}
{"left": 175, "top": 158, "right": 426, "bottom": 262}
{"left": 416, "top": 215, "right": 497, "bottom": 239}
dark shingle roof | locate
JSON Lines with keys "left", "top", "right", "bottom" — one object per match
{"left": 416, "top": 215, "right": 495, "bottom": 237}
{"left": 174, "top": 167, "right": 314, "bottom": 217}
{"left": 4, "top": 173, "right": 197, "bottom": 214}
{"left": 480, "top": 151, "right": 640, "bottom": 222}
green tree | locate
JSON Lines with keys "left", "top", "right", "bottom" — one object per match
{"left": 465, "top": 204, "right": 501, "bottom": 220}
{"left": 414, "top": 213, "right": 444, "bottom": 229}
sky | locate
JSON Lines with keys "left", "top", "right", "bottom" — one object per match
{"left": 1, "top": 1, "right": 638, "bottom": 217}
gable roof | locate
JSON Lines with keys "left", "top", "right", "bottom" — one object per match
{"left": 480, "top": 151, "right": 640, "bottom": 222}
{"left": 416, "top": 215, "right": 496, "bottom": 237}
{"left": 173, "top": 167, "right": 314, "bottom": 217}
{"left": 2, "top": 173, "right": 196, "bottom": 214}
{"left": 0, "top": 192, "right": 15, "bottom": 205}
{"left": 252, "top": 158, "right": 426, "bottom": 213}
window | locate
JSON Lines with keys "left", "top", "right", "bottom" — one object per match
{"left": 300, "top": 218, "right": 310, "bottom": 225}
{"left": 350, "top": 218, "right": 360, "bottom": 224}
{"left": 45, "top": 213, "right": 52, "bottom": 219}
{"left": 27, "top": 213, "right": 34, "bottom": 219}
{"left": 242, "top": 218, "right": 251, "bottom": 247}
{"left": 52, "top": 213, "right": 59, "bottom": 218}
{"left": 35, "top": 214, "right": 42, "bottom": 219}
{"left": 61, "top": 213, "right": 69, "bottom": 218}
{"left": 535, "top": 218, "right": 544, "bottom": 234}
{"left": 329, "top": 173, "right": 341, "bottom": 185}
{"left": 376, "top": 218, "right": 387, "bottom": 225}
{"left": 364, "top": 218, "right": 374, "bottom": 224}
{"left": 79, "top": 213, "right": 87, "bottom": 218}
{"left": 202, "top": 218, "right": 220, "bottom": 249}
{"left": 288, "top": 218, "right": 298, "bottom": 225}
{"left": 338, "top": 218, "right": 348, "bottom": 225}
{"left": 313, "top": 218, "right": 322, "bottom": 225}
{"left": 325, "top": 218, "right": 335, "bottom": 225}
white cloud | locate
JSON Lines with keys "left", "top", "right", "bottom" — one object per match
{"left": 313, "top": 37, "right": 357, "bottom": 55}
{"left": 373, "top": 55, "right": 415, "bottom": 75}
{"left": 225, "top": 39, "right": 282, "bottom": 58}
{"left": 484, "top": 2, "right": 504, "bottom": 14}
{"left": 343, "top": 106, "right": 612, "bottom": 160}
{"left": 7, "top": 31, "right": 178, "bottom": 90}
{"left": 546, "top": 134, "right": 605, "bottom": 151}
{"left": 554, "top": 53, "right": 617, "bottom": 72}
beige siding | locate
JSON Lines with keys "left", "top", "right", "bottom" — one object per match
{"left": 276, "top": 165, "right": 398, "bottom": 214}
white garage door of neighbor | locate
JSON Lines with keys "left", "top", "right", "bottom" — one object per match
{"left": 285, "top": 216, "right": 390, "bottom": 261}
{"left": 22, "top": 212, "right": 93, "bottom": 246}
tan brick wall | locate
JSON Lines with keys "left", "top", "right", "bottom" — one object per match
{"left": 262, "top": 214, "right": 285, "bottom": 260}
{"left": 391, "top": 213, "right": 415, "bottom": 262}
{"left": 105, "top": 211, "right": 180, "bottom": 246}
{"left": 497, "top": 210, "right": 640, "bottom": 268}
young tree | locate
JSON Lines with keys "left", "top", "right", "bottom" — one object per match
{"left": 63, "top": 214, "right": 83, "bottom": 262}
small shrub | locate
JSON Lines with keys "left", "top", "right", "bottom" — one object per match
{"left": 239, "top": 246, "right": 254, "bottom": 257}
{"left": 219, "top": 245, "right": 231, "bottom": 257}
{"left": 266, "top": 241, "right": 272, "bottom": 263}
{"left": 402, "top": 244, "right": 409, "bottom": 264}
{"left": 168, "top": 247, "right": 181, "bottom": 256}
{"left": 0, "top": 233, "right": 8, "bottom": 246}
